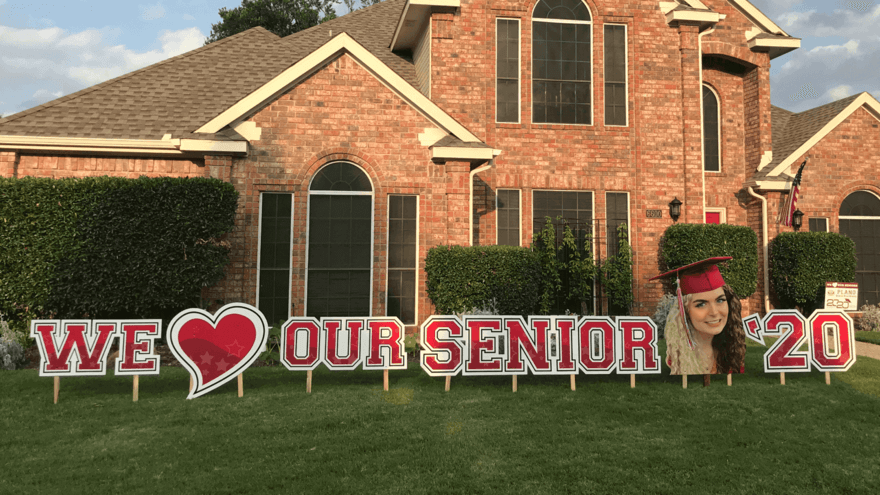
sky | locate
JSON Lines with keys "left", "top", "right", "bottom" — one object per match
{"left": 0, "top": 0, "right": 878, "bottom": 118}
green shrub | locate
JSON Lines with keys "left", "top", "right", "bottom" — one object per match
{"left": 425, "top": 245, "right": 542, "bottom": 316}
{"left": 858, "top": 304, "right": 880, "bottom": 332}
{"left": 0, "top": 319, "right": 26, "bottom": 370}
{"left": 769, "top": 232, "right": 856, "bottom": 314}
{"left": 660, "top": 223, "right": 758, "bottom": 298}
{"left": 602, "top": 223, "right": 633, "bottom": 315}
{"left": 532, "top": 217, "right": 596, "bottom": 315}
{"left": 0, "top": 176, "right": 238, "bottom": 325}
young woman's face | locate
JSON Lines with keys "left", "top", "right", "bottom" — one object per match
{"left": 685, "top": 287, "right": 728, "bottom": 336}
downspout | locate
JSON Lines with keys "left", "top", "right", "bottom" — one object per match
{"left": 697, "top": 26, "right": 715, "bottom": 221}
{"left": 747, "top": 186, "right": 771, "bottom": 314}
{"left": 469, "top": 161, "right": 493, "bottom": 246}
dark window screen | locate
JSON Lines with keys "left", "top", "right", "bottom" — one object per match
{"left": 258, "top": 193, "right": 292, "bottom": 326}
{"left": 532, "top": 7, "right": 591, "bottom": 125}
{"left": 604, "top": 25, "right": 626, "bottom": 126}
{"left": 809, "top": 218, "right": 828, "bottom": 232}
{"left": 307, "top": 194, "right": 372, "bottom": 317}
{"left": 388, "top": 196, "right": 417, "bottom": 324}
{"left": 840, "top": 192, "right": 880, "bottom": 306}
{"left": 703, "top": 86, "right": 720, "bottom": 172}
{"left": 497, "top": 190, "right": 521, "bottom": 246}
{"left": 606, "top": 192, "right": 628, "bottom": 258}
{"left": 497, "top": 19, "right": 519, "bottom": 123}
{"left": 533, "top": 190, "right": 593, "bottom": 243}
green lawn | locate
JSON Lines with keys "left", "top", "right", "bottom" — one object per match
{"left": 1, "top": 341, "right": 878, "bottom": 494}
{"left": 856, "top": 330, "right": 880, "bottom": 345}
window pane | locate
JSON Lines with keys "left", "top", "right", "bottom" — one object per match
{"left": 259, "top": 193, "right": 292, "bottom": 325}
{"left": 497, "top": 190, "right": 521, "bottom": 246}
{"left": 388, "top": 196, "right": 417, "bottom": 323}
{"left": 533, "top": 18, "right": 590, "bottom": 124}
{"left": 497, "top": 19, "right": 520, "bottom": 123}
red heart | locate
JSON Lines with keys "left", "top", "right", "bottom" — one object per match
{"left": 167, "top": 303, "right": 268, "bottom": 399}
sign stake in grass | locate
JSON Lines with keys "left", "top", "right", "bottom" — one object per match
{"left": 727, "top": 373, "right": 732, "bottom": 386}
{"left": 54, "top": 376, "right": 60, "bottom": 404}
{"left": 570, "top": 374, "right": 575, "bottom": 391}
{"left": 513, "top": 375, "right": 517, "bottom": 392}
{"left": 383, "top": 369, "right": 389, "bottom": 391}
{"left": 445, "top": 376, "right": 451, "bottom": 392}
{"left": 133, "top": 375, "right": 139, "bottom": 402}
{"left": 306, "top": 370, "right": 312, "bottom": 393}
{"left": 190, "top": 375, "right": 194, "bottom": 392}
{"left": 780, "top": 372, "right": 786, "bottom": 385}
{"left": 238, "top": 373, "right": 243, "bottom": 397}
{"left": 703, "top": 374, "right": 710, "bottom": 387}
{"left": 630, "top": 374, "right": 635, "bottom": 388}
{"left": 682, "top": 375, "right": 687, "bottom": 389}
{"left": 826, "top": 371, "right": 831, "bottom": 385}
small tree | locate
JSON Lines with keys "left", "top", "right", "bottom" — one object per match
{"left": 602, "top": 223, "right": 633, "bottom": 316}
{"left": 205, "top": 0, "right": 339, "bottom": 45}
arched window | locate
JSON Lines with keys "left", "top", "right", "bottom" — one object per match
{"left": 532, "top": 0, "right": 592, "bottom": 124}
{"left": 839, "top": 190, "right": 880, "bottom": 306}
{"left": 306, "top": 162, "right": 374, "bottom": 317}
{"left": 702, "top": 84, "right": 720, "bottom": 172}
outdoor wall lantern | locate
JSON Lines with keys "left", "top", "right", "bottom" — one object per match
{"left": 669, "top": 197, "right": 682, "bottom": 222}
{"left": 792, "top": 209, "right": 804, "bottom": 231}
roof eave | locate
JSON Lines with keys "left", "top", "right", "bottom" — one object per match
{"left": 390, "top": 0, "right": 460, "bottom": 51}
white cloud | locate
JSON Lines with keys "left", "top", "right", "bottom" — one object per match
{"left": 183, "top": 14, "right": 196, "bottom": 21}
{"left": 140, "top": 3, "right": 166, "bottom": 21}
{"left": 0, "top": 24, "right": 205, "bottom": 116}
{"left": 827, "top": 84, "right": 854, "bottom": 100}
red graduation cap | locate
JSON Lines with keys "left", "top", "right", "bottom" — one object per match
{"left": 650, "top": 256, "right": 732, "bottom": 295}
{"left": 650, "top": 257, "right": 732, "bottom": 350}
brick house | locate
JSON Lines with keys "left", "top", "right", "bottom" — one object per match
{"left": 1, "top": 0, "right": 879, "bottom": 331}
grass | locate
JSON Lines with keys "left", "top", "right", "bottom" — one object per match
{"left": 1, "top": 340, "right": 878, "bottom": 494}
{"left": 855, "top": 330, "right": 880, "bottom": 345}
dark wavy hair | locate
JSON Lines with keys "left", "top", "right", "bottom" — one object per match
{"left": 684, "top": 284, "right": 746, "bottom": 374}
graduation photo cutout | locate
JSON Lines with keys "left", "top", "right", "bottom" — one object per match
{"left": 651, "top": 257, "right": 747, "bottom": 376}
{"left": 167, "top": 303, "right": 269, "bottom": 399}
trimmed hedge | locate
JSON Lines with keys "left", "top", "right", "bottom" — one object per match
{"left": 425, "top": 245, "right": 542, "bottom": 316}
{"left": 769, "top": 232, "right": 856, "bottom": 313}
{"left": 0, "top": 176, "right": 238, "bottom": 327}
{"left": 660, "top": 223, "right": 758, "bottom": 298}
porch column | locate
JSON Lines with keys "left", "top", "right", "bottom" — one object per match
{"left": 445, "top": 160, "right": 471, "bottom": 246}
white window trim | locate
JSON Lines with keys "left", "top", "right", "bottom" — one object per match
{"left": 385, "top": 195, "right": 420, "bottom": 325}
{"left": 602, "top": 23, "right": 628, "bottom": 127}
{"left": 496, "top": 18, "right": 521, "bottom": 124}
{"left": 702, "top": 83, "right": 722, "bottom": 173}
{"left": 840, "top": 190, "right": 880, "bottom": 219}
{"left": 704, "top": 207, "right": 727, "bottom": 224}
{"left": 496, "top": 188, "right": 522, "bottom": 246}
{"left": 304, "top": 161, "right": 376, "bottom": 317}
{"left": 530, "top": 0, "right": 594, "bottom": 127}
{"left": 256, "top": 192, "right": 295, "bottom": 323}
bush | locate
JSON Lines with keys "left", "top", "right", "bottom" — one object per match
{"left": 769, "top": 232, "right": 856, "bottom": 314}
{"left": 0, "top": 319, "right": 26, "bottom": 371}
{"left": 858, "top": 304, "right": 880, "bottom": 332}
{"left": 425, "top": 245, "right": 542, "bottom": 316}
{"left": 652, "top": 293, "right": 677, "bottom": 338}
{"left": 660, "top": 223, "right": 758, "bottom": 298}
{"left": 0, "top": 176, "right": 238, "bottom": 325}
{"left": 532, "top": 217, "right": 596, "bottom": 315}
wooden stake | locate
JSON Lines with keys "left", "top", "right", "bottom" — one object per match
{"left": 512, "top": 375, "right": 518, "bottom": 392}
{"left": 727, "top": 373, "right": 732, "bottom": 387}
{"left": 703, "top": 374, "right": 710, "bottom": 387}
{"left": 682, "top": 375, "right": 687, "bottom": 389}
{"left": 383, "top": 369, "right": 389, "bottom": 391}
{"left": 570, "top": 374, "right": 576, "bottom": 391}
{"left": 825, "top": 371, "right": 831, "bottom": 385}
{"left": 53, "top": 376, "right": 60, "bottom": 404}
{"left": 444, "top": 376, "right": 451, "bottom": 392}
{"left": 133, "top": 375, "right": 139, "bottom": 402}
{"left": 780, "top": 372, "right": 786, "bottom": 385}
{"left": 306, "top": 370, "right": 312, "bottom": 394}
{"left": 630, "top": 374, "right": 635, "bottom": 388}
{"left": 189, "top": 375, "right": 194, "bottom": 392}
{"left": 237, "top": 373, "right": 243, "bottom": 397}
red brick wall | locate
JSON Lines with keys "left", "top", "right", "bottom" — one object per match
{"left": 12, "top": 155, "right": 208, "bottom": 179}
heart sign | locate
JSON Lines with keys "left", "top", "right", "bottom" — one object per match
{"left": 167, "top": 303, "right": 269, "bottom": 399}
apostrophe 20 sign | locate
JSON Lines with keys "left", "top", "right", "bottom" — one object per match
{"left": 751, "top": 309, "right": 857, "bottom": 373}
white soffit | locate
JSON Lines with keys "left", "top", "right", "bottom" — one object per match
{"left": 766, "top": 93, "right": 880, "bottom": 178}
{"left": 0, "top": 134, "right": 246, "bottom": 155}
{"left": 391, "top": 0, "right": 460, "bottom": 51}
{"left": 727, "top": 0, "right": 792, "bottom": 37}
{"left": 431, "top": 147, "right": 502, "bottom": 160}
{"left": 196, "top": 32, "right": 481, "bottom": 144}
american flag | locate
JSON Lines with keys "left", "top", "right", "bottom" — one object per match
{"left": 780, "top": 158, "right": 807, "bottom": 226}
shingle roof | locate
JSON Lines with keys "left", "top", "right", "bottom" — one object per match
{"left": 755, "top": 93, "right": 864, "bottom": 180}
{"left": 0, "top": 0, "right": 413, "bottom": 141}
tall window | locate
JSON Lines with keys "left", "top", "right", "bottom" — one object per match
{"left": 605, "top": 192, "right": 628, "bottom": 258}
{"left": 533, "top": 190, "right": 593, "bottom": 245}
{"left": 387, "top": 196, "right": 417, "bottom": 324}
{"left": 532, "top": 0, "right": 592, "bottom": 125}
{"left": 809, "top": 218, "right": 828, "bottom": 232}
{"left": 307, "top": 162, "right": 373, "bottom": 318}
{"left": 497, "top": 18, "right": 520, "bottom": 123}
{"left": 258, "top": 193, "right": 292, "bottom": 326}
{"left": 839, "top": 191, "right": 880, "bottom": 306}
{"left": 497, "top": 190, "right": 521, "bottom": 246}
{"left": 703, "top": 84, "right": 720, "bottom": 172}
{"left": 604, "top": 24, "right": 627, "bottom": 126}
